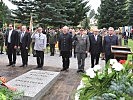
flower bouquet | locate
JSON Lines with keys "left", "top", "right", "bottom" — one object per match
{"left": 76, "top": 59, "right": 133, "bottom": 100}
{"left": 0, "top": 76, "right": 24, "bottom": 100}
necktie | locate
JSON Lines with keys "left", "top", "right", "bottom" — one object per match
{"left": 21, "top": 32, "right": 24, "bottom": 43}
{"left": 109, "top": 35, "right": 112, "bottom": 40}
{"left": 95, "top": 35, "right": 97, "bottom": 41}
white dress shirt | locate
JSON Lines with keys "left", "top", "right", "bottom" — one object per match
{"left": 94, "top": 35, "right": 97, "bottom": 41}
{"left": 126, "top": 32, "right": 128, "bottom": 36}
{"left": 31, "top": 33, "right": 47, "bottom": 51}
{"left": 8, "top": 30, "right": 13, "bottom": 43}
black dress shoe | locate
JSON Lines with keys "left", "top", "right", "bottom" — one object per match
{"left": 77, "top": 69, "right": 84, "bottom": 73}
{"left": 35, "top": 66, "right": 42, "bottom": 69}
{"left": 0, "top": 52, "right": 4, "bottom": 54}
{"left": 33, "top": 55, "right": 36, "bottom": 57}
{"left": 19, "top": 65, "right": 24, "bottom": 67}
{"left": 12, "top": 64, "right": 15, "bottom": 67}
{"left": 81, "top": 70, "right": 85, "bottom": 73}
{"left": 60, "top": 68, "right": 66, "bottom": 71}
{"left": 77, "top": 70, "right": 81, "bottom": 73}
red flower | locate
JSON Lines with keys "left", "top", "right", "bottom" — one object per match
{"left": 119, "top": 60, "right": 126, "bottom": 64}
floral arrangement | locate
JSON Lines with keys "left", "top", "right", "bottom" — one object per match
{"left": 0, "top": 76, "right": 23, "bottom": 100}
{"left": 76, "top": 59, "right": 133, "bottom": 100}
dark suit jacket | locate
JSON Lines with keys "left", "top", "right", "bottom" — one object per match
{"left": 19, "top": 32, "right": 31, "bottom": 49}
{"left": 89, "top": 34, "right": 102, "bottom": 54}
{"left": 5, "top": 30, "right": 18, "bottom": 47}
{"left": 103, "top": 35, "right": 118, "bottom": 55}
{"left": 58, "top": 33, "right": 72, "bottom": 51}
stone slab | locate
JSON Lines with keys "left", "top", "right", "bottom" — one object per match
{"left": 6, "top": 70, "right": 60, "bottom": 100}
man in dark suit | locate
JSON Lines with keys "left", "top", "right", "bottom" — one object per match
{"left": 103, "top": 27, "right": 118, "bottom": 63}
{"left": 58, "top": 26, "right": 72, "bottom": 71}
{"left": 5, "top": 24, "right": 18, "bottom": 67}
{"left": 89, "top": 28, "right": 102, "bottom": 68}
{"left": 19, "top": 26, "right": 31, "bottom": 67}
{"left": 123, "top": 30, "right": 129, "bottom": 45}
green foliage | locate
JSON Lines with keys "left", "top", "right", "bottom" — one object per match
{"left": 9, "top": 0, "right": 90, "bottom": 27}
{"left": 78, "top": 60, "right": 133, "bottom": 100}
{"left": 0, "top": 85, "right": 24, "bottom": 100}
{"left": 128, "top": 0, "right": 133, "bottom": 26}
{"left": 0, "top": 1, "right": 11, "bottom": 27}
{"left": 81, "top": 15, "right": 90, "bottom": 29}
{"left": 97, "top": 0, "right": 127, "bottom": 29}
{"left": 9, "top": 0, "right": 34, "bottom": 25}
{"left": 89, "top": 9, "right": 95, "bottom": 19}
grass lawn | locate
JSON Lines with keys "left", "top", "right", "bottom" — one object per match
{"left": 122, "top": 39, "right": 133, "bottom": 61}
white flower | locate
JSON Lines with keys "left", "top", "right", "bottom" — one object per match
{"left": 112, "top": 63, "right": 124, "bottom": 71}
{"left": 108, "top": 68, "right": 112, "bottom": 74}
{"left": 75, "top": 81, "right": 84, "bottom": 100}
{"left": 86, "top": 68, "right": 96, "bottom": 78}
{"left": 93, "top": 65, "right": 101, "bottom": 72}
{"left": 77, "top": 80, "right": 84, "bottom": 90}
{"left": 110, "top": 59, "right": 118, "bottom": 65}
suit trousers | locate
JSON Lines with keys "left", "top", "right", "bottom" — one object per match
{"left": 20, "top": 47, "right": 28, "bottom": 65}
{"left": 0, "top": 42, "right": 4, "bottom": 53}
{"left": 61, "top": 51, "right": 70, "bottom": 70}
{"left": 36, "top": 50, "right": 44, "bottom": 67}
{"left": 105, "top": 53, "right": 114, "bottom": 63}
{"left": 50, "top": 44, "right": 55, "bottom": 55}
{"left": 91, "top": 53, "right": 100, "bottom": 68}
{"left": 7, "top": 43, "right": 16, "bottom": 64}
{"left": 77, "top": 53, "right": 86, "bottom": 70}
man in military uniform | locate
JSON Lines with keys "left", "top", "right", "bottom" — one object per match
{"left": 75, "top": 29, "right": 90, "bottom": 73}
{"left": 0, "top": 29, "right": 4, "bottom": 54}
{"left": 49, "top": 29, "right": 57, "bottom": 56}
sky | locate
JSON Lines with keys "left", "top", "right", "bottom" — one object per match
{"left": 4, "top": 0, "right": 101, "bottom": 12}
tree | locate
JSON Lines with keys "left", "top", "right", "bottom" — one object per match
{"left": 81, "top": 15, "right": 90, "bottom": 29}
{"left": 67, "top": 0, "right": 90, "bottom": 26}
{"left": 0, "top": 1, "right": 11, "bottom": 28}
{"left": 34, "top": 0, "right": 71, "bottom": 27}
{"left": 97, "top": 0, "right": 127, "bottom": 29}
{"left": 89, "top": 9, "right": 95, "bottom": 19}
{"left": 9, "top": 0, "right": 90, "bottom": 27}
{"left": 115, "top": 0, "right": 128, "bottom": 27}
{"left": 128, "top": 0, "right": 133, "bottom": 26}
{"left": 9, "top": 0, "right": 35, "bottom": 25}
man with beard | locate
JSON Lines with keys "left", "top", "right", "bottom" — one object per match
{"left": 5, "top": 24, "right": 18, "bottom": 67}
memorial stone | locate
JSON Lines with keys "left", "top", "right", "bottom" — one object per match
{"left": 6, "top": 70, "right": 60, "bottom": 100}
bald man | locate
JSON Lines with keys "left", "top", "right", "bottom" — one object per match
{"left": 103, "top": 27, "right": 118, "bottom": 63}
{"left": 19, "top": 26, "right": 31, "bottom": 67}
{"left": 58, "top": 26, "right": 72, "bottom": 71}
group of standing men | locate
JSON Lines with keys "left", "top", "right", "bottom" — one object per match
{"left": 3, "top": 24, "right": 118, "bottom": 73}
{"left": 58, "top": 26, "right": 118, "bottom": 73}
{"left": 5, "top": 24, "right": 47, "bottom": 69}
